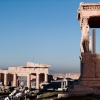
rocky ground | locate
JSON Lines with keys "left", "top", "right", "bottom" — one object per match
{"left": 1, "top": 91, "right": 100, "bottom": 100}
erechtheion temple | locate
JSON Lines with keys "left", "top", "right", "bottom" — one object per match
{"left": 75, "top": 2, "right": 100, "bottom": 91}
{"left": 0, "top": 62, "right": 50, "bottom": 89}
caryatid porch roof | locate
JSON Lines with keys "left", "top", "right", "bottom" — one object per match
{"left": 78, "top": 2, "right": 100, "bottom": 28}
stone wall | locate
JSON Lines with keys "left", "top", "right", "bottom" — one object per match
{"left": 80, "top": 53, "right": 100, "bottom": 87}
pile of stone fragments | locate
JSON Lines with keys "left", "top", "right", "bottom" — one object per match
{"left": 4, "top": 82, "right": 35, "bottom": 100}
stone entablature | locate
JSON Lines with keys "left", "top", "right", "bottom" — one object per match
{"left": 27, "top": 62, "right": 50, "bottom": 68}
{"left": 7, "top": 67, "right": 48, "bottom": 74}
{"left": 78, "top": 3, "right": 100, "bottom": 11}
{"left": 82, "top": 6, "right": 100, "bottom": 10}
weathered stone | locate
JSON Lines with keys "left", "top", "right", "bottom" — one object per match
{"left": 0, "top": 62, "right": 50, "bottom": 89}
{"left": 74, "top": 2, "right": 100, "bottom": 92}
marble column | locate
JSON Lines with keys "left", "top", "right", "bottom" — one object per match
{"left": 27, "top": 74, "right": 31, "bottom": 88}
{"left": 44, "top": 74, "right": 48, "bottom": 82}
{"left": 4, "top": 73, "right": 7, "bottom": 86}
{"left": 64, "top": 81, "right": 66, "bottom": 88}
{"left": 13, "top": 74, "right": 17, "bottom": 87}
{"left": 92, "top": 29, "right": 96, "bottom": 54}
{"left": 61, "top": 81, "right": 63, "bottom": 88}
{"left": 36, "top": 74, "right": 39, "bottom": 89}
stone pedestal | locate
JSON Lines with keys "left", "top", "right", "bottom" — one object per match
{"left": 80, "top": 53, "right": 100, "bottom": 87}
{"left": 80, "top": 53, "right": 96, "bottom": 78}
{"left": 74, "top": 53, "right": 100, "bottom": 92}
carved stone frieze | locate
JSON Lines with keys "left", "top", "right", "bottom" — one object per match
{"left": 81, "top": 6, "right": 100, "bottom": 10}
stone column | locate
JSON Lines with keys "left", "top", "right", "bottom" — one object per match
{"left": 64, "top": 81, "right": 66, "bottom": 88}
{"left": 4, "top": 73, "right": 7, "bottom": 86}
{"left": 13, "top": 74, "right": 17, "bottom": 87}
{"left": 44, "top": 74, "right": 48, "bottom": 82}
{"left": 36, "top": 73, "right": 39, "bottom": 89}
{"left": 61, "top": 81, "right": 63, "bottom": 88}
{"left": 0, "top": 74, "right": 1, "bottom": 82}
{"left": 27, "top": 74, "right": 31, "bottom": 88}
{"left": 89, "top": 36, "right": 92, "bottom": 53}
{"left": 92, "top": 29, "right": 96, "bottom": 54}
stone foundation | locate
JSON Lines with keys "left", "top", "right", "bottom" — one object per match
{"left": 73, "top": 53, "right": 100, "bottom": 92}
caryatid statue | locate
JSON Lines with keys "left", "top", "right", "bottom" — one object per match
{"left": 80, "top": 18, "right": 91, "bottom": 53}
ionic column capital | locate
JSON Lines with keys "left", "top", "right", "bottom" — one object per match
{"left": 36, "top": 73, "right": 40, "bottom": 75}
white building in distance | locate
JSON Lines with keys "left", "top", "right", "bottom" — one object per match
{"left": 0, "top": 62, "right": 50, "bottom": 89}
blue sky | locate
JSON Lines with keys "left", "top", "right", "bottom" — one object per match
{"left": 0, "top": 0, "right": 100, "bottom": 73}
